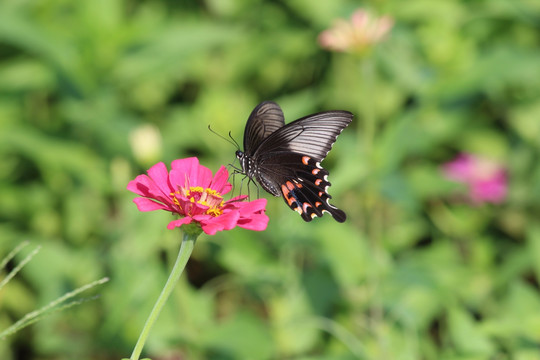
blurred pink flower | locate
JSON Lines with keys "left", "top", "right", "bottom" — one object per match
{"left": 442, "top": 153, "right": 508, "bottom": 204}
{"left": 318, "top": 9, "right": 394, "bottom": 53}
{"left": 128, "top": 157, "right": 268, "bottom": 235}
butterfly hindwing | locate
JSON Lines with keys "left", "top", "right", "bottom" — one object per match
{"left": 256, "top": 153, "right": 346, "bottom": 222}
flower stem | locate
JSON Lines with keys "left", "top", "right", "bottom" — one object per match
{"left": 130, "top": 231, "right": 197, "bottom": 360}
{"left": 359, "top": 56, "right": 375, "bottom": 156}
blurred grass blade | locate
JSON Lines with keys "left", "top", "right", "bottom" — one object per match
{"left": 309, "top": 316, "right": 367, "bottom": 359}
{"left": 0, "top": 242, "right": 40, "bottom": 291}
{"left": 0, "top": 277, "right": 109, "bottom": 339}
{"left": 0, "top": 241, "right": 29, "bottom": 270}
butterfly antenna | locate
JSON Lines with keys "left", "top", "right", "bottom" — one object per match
{"left": 207, "top": 125, "right": 240, "bottom": 150}
{"left": 228, "top": 131, "right": 241, "bottom": 151}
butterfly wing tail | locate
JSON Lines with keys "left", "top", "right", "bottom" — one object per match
{"left": 326, "top": 207, "right": 346, "bottom": 223}
{"left": 280, "top": 177, "right": 347, "bottom": 223}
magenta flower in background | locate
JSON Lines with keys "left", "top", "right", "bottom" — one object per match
{"left": 128, "top": 157, "right": 268, "bottom": 235}
{"left": 442, "top": 153, "right": 508, "bottom": 204}
{"left": 318, "top": 9, "right": 393, "bottom": 54}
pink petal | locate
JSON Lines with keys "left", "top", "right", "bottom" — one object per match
{"left": 171, "top": 157, "right": 199, "bottom": 172}
{"left": 210, "top": 166, "right": 232, "bottom": 194}
{"left": 195, "top": 164, "right": 214, "bottom": 189}
{"left": 318, "top": 31, "right": 334, "bottom": 48}
{"left": 351, "top": 10, "right": 369, "bottom": 29}
{"left": 232, "top": 199, "right": 269, "bottom": 231}
{"left": 170, "top": 157, "right": 213, "bottom": 189}
{"left": 127, "top": 174, "right": 152, "bottom": 196}
{"left": 322, "top": 22, "right": 352, "bottom": 52}
{"left": 127, "top": 169, "right": 173, "bottom": 207}
{"left": 169, "top": 168, "right": 187, "bottom": 190}
{"left": 374, "top": 17, "right": 394, "bottom": 39}
{"left": 239, "top": 198, "right": 267, "bottom": 213}
{"left": 146, "top": 162, "right": 173, "bottom": 195}
{"left": 173, "top": 197, "right": 195, "bottom": 216}
{"left": 237, "top": 213, "right": 269, "bottom": 231}
{"left": 471, "top": 178, "right": 507, "bottom": 203}
{"left": 167, "top": 217, "right": 193, "bottom": 230}
{"left": 197, "top": 211, "right": 240, "bottom": 235}
{"left": 127, "top": 173, "right": 164, "bottom": 198}
{"left": 188, "top": 201, "right": 210, "bottom": 216}
{"left": 133, "top": 197, "right": 171, "bottom": 212}
{"left": 170, "top": 157, "right": 199, "bottom": 189}
{"left": 442, "top": 154, "right": 475, "bottom": 182}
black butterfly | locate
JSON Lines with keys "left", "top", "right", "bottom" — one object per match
{"left": 235, "top": 101, "right": 352, "bottom": 222}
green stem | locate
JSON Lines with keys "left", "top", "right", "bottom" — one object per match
{"left": 130, "top": 231, "right": 197, "bottom": 360}
{"left": 357, "top": 55, "right": 388, "bottom": 359}
{"left": 360, "top": 57, "right": 376, "bottom": 157}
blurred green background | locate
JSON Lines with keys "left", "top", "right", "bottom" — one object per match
{"left": 1, "top": 0, "right": 540, "bottom": 359}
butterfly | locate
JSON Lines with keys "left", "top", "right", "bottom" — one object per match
{"left": 235, "top": 101, "right": 353, "bottom": 222}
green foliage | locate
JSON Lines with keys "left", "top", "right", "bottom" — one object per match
{"left": 0, "top": 243, "right": 108, "bottom": 342}
{"left": 1, "top": 0, "right": 540, "bottom": 359}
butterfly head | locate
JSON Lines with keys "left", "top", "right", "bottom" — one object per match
{"left": 235, "top": 150, "right": 248, "bottom": 175}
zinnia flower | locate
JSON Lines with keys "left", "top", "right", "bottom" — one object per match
{"left": 127, "top": 157, "right": 268, "bottom": 235}
{"left": 442, "top": 153, "right": 508, "bottom": 204}
{"left": 318, "top": 9, "right": 393, "bottom": 54}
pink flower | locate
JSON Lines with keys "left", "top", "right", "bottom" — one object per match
{"left": 442, "top": 153, "right": 508, "bottom": 204}
{"left": 128, "top": 157, "right": 268, "bottom": 235}
{"left": 318, "top": 9, "right": 393, "bottom": 54}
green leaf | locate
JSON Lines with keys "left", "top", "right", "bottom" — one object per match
{"left": 448, "top": 307, "right": 494, "bottom": 355}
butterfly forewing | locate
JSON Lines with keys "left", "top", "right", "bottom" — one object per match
{"left": 238, "top": 101, "right": 352, "bottom": 222}
{"left": 253, "top": 111, "right": 352, "bottom": 161}
{"left": 243, "top": 101, "right": 285, "bottom": 154}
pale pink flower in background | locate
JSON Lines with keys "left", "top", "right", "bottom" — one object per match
{"left": 442, "top": 153, "right": 508, "bottom": 204}
{"left": 318, "top": 9, "right": 394, "bottom": 53}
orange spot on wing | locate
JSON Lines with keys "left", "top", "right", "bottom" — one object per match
{"left": 315, "top": 179, "right": 322, "bottom": 186}
{"left": 281, "top": 185, "right": 289, "bottom": 197}
{"left": 285, "top": 181, "right": 295, "bottom": 191}
{"left": 312, "top": 168, "right": 320, "bottom": 175}
{"left": 281, "top": 184, "right": 297, "bottom": 206}
{"left": 302, "top": 156, "right": 310, "bottom": 165}
{"left": 315, "top": 201, "right": 322, "bottom": 207}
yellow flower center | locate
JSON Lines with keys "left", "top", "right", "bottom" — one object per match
{"left": 171, "top": 186, "right": 224, "bottom": 217}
